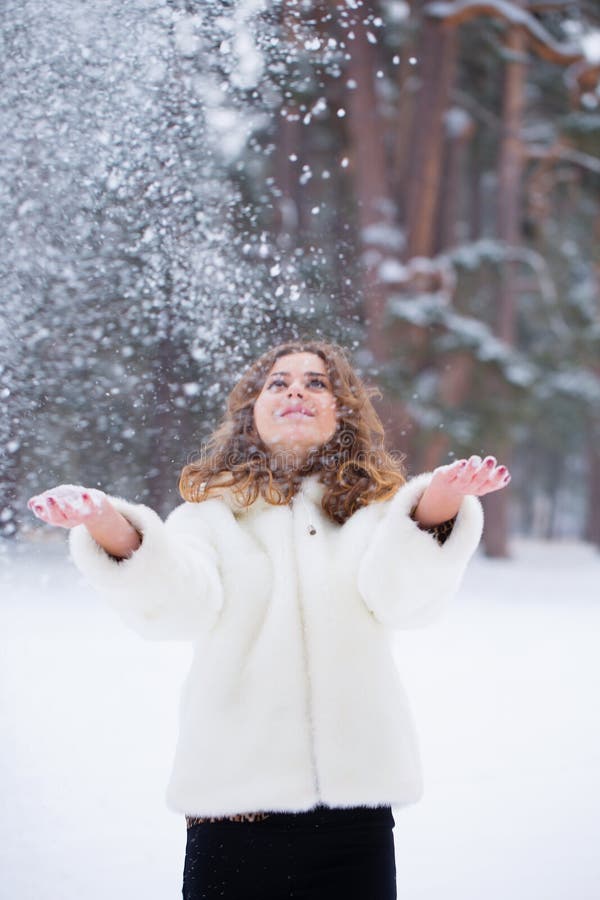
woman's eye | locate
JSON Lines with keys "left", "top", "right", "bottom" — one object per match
{"left": 267, "top": 377, "right": 328, "bottom": 390}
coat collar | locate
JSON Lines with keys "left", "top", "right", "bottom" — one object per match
{"left": 207, "top": 473, "right": 325, "bottom": 514}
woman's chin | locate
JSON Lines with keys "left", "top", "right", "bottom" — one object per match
{"left": 266, "top": 444, "right": 318, "bottom": 470}
{"left": 268, "top": 432, "right": 316, "bottom": 452}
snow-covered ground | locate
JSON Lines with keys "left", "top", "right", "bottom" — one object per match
{"left": 1, "top": 536, "right": 599, "bottom": 899}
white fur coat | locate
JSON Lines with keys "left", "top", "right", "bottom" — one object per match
{"left": 69, "top": 472, "right": 483, "bottom": 816}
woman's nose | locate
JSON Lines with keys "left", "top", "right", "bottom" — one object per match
{"left": 287, "top": 384, "right": 303, "bottom": 397}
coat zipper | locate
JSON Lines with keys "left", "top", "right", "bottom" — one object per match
{"left": 292, "top": 490, "right": 321, "bottom": 798}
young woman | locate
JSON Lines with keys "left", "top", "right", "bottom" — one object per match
{"left": 28, "top": 340, "right": 510, "bottom": 900}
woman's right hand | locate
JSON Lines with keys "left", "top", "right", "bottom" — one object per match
{"left": 27, "top": 485, "right": 109, "bottom": 530}
{"left": 28, "top": 484, "right": 142, "bottom": 559}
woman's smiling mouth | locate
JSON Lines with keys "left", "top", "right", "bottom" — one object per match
{"left": 277, "top": 406, "right": 315, "bottom": 418}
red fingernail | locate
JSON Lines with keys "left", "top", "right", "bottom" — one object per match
{"left": 82, "top": 493, "right": 90, "bottom": 500}
{"left": 34, "top": 505, "right": 43, "bottom": 513}
{"left": 498, "top": 466, "right": 506, "bottom": 474}
{"left": 47, "top": 497, "right": 56, "bottom": 505}
{"left": 486, "top": 458, "right": 494, "bottom": 466}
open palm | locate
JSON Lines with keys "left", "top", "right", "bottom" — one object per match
{"left": 27, "top": 485, "right": 107, "bottom": 529}
{"left": 432, "top": 456, "right": 511, "bottom": 497}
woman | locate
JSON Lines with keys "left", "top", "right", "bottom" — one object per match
{"left": 28, "top": 340, "right": 510, "bottom": 899}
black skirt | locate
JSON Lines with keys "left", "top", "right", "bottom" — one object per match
{"left": 182, "top": 803, "right": 397, "bottom": 899}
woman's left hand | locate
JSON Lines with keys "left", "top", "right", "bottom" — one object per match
{"left": 412, "top": 456, "right": 511, "bottom": 528}
{"left": 431, "top": 455, "right": 511, "bottom": 498}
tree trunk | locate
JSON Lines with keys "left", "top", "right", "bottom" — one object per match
{"left": 469, "top": 154, "right": 483, "bottom": 240}
{"left": 405, "top": 18, "right": 458, "bottom": 260}
{"left": 143, "top": 270, "right": 178, "bottom": 518}
{"left": 391, "top": 0, "right": 418, "bottom": 216}
{"left": 584, "top": 411, "right": 600, "bottom": 548}
{"left": 273, "top": 103, "right": 301, "bottom": 247}
{"left": 420, "top": 350, "right": 476, "bottom": 472}
{"left": 399, "top": 16, "right": 460, "bottom": 466}
{"left": 482, "top": 487, "right": 511, "bottom": 555}
{"left": 496, "top": 29, "right": 527, "bottom": 345}
{"left": 0, "top": 453, "right": 20, "bottom": 539}
{"left": 143, "top": 335, "right": 177, "bottom": 518}
{"left": 436, "top": 112, "right": 474, "bottom": 253}
{"left": 343, "top": 10, "right": 394, "bottom": 358}
{"left": 482, "top": 13, "right": 527, "bottom": 558}
{"left": 422, "top": 114, "right": 476, "bottom": 475}
{"left": 0, "top": 389, "right": 26, "bottom": 539}
{"left": 342, "top": 5, "right": 413, "bottom": 453}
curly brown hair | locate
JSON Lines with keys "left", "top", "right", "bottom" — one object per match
{"left": 179, "top": 340, "right": 406, "bottom": 524}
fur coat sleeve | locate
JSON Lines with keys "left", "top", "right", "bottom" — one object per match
{"left": 357, "top": 472, "right": 484, "bottom": 629}
{"left": 68, "top": 497, "right": 223, "bottom": 640}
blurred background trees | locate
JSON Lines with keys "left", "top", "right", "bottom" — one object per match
{"left": 1, "top": 0, "right": 599, "bottom": 555}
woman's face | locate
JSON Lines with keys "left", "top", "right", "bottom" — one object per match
{"left": 253, "top": 352, "right": 338, "bottom": 465}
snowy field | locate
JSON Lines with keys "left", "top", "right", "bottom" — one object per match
{"left": 1, "top": 536, "right": 599, "bottom": 900}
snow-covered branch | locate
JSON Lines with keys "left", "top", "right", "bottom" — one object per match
{"left": 564, "top": 58, "right": 600, "bottom": 102}
{"left": 526, "top": 1, "right": 575, "bottom": 8}
{"left": 525, "top": 142, "right": 600, "bottom": 176}
{"left": 388, "top": 290, "right": 539, "bottom": 388}
{"left": 381, "top": 239, "right": 560, "bottom": 309}
{"left": 445, "top": 239, "right": 563, "bottom": 322}
{"left": 425, "top": 1, "right": 582, "bottom": 65}
{"left": 382, "top": 239, "right": 567, "bottom": 337}
{"left": 378, "top": 254, "right": 457, "bottom": 303}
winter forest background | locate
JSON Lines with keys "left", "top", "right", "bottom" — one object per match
{"left": 3, "top": 4, "right": 600, "bottom": 899}
{"left": 2, "top": 0, "right": 600, "bottom": 557}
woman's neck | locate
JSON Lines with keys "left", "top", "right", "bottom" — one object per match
{"left": 268, "top": 449, "right": 309, "bottom": 473}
